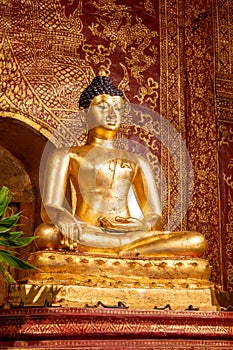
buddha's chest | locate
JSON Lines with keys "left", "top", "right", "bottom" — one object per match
{"left": 77, "top": 157, "right": 136, "bottom": 190}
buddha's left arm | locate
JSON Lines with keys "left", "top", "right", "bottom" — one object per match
{"left": 132, "top": 157, "right": 162, "bottom": 229}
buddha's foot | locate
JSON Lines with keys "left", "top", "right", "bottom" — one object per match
{"left": 119, "top": 230, "right": 207, "bottom": 258}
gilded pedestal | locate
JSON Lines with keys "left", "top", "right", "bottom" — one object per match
{"left": 8, "top": 251, "right": 219, "bottom": 311}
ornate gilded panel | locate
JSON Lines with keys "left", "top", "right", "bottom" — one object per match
{"left": 218, "top": 121, "right": 233, "bottom": 291}
{"left": 216, "top": 0, "right": 233, "bottom": 290}
{"left": 0, "top": 0, "right": 160, "bottom": 143}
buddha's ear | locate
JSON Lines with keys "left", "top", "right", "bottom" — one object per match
{"left": 79, "top": 106, "right": 87, "bottom": 113}
{"left": 83, "top": 107, "right": 95, "bottom": 129}
{"left": 78, "top": 108, "right": 90, "bottom": 134}
{"left": 79, "top": 107, "right": 87, "bottom": 124}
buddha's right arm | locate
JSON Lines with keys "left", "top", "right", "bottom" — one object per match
{"left": 41, "top": 147, "right": 71, "bottom": 223}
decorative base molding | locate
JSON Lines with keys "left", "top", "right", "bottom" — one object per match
{"left": 0, "top": 307, "right": 233, "bottom": 349}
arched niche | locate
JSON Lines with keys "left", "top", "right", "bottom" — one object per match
{"left": 0, "top": 114, "right": 56, "bottom": 297}
{"left": 0, "top": 146, "right": 34, "bottom": 201}
{"left": 0, "top": 114, "right": 55, "bottom": 245}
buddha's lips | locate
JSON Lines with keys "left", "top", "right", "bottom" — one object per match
{"left": 106, "top": 117, "right": 117, "bottom": 125}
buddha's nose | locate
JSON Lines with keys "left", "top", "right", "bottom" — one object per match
{"left": 109, "top": 106, "right": 116, "bottom": 117}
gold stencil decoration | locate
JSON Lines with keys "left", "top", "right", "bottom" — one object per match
{"left": 224, "top": 171, "right": 233, "bottom": 190}
{"left": 134, "top": 77, "right": 159, "bottom": 110}
{"left": 133, "top": 109, "right": 160, "bottom": 146}
{"left": 88, "top": 0, "right": 158, "bottom": 83}
{"left": 227, "top": 188, "right": 233, "bottom": 222}
{"left": 216, "top": 0, "right": 231, "bottom": 74}
{"left": 143, "top": 0, "right": 156, "bottom": 15}
{"left": 0, "top": 0, "right": 98, "bottom": 146}
{"left": 218, "top": 121, "right": 233, "bottom": 291}
{"left": 216, "top": 0, "right": 233, "bottom": 290}
{"left": 57, "top": 0, "right": 83, "bottom": 31}
{"left": 181, "top": 0, "right": 221, "bottom": 285}
{"left": 117, "top": 63, "right": 130, "bottom": 104}
{"left": 219, "top": 125, "right": 233, "bottom": 146}
{"left": 82, "top": 43, "right": 115, "bottom": 71}
{"left": 225, "top": 189, "right": 233, "bottom": 288}
{"left": 0, "top": 0, "right": 160, "bottom": 144}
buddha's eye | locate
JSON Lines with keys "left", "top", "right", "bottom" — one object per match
{"left": 97, "top": 102, "right": 109, "bottom": 110}
{"left": 112, "top": 102, "right": 122, "bottom": 112}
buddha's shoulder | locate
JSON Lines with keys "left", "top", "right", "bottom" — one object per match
{"left": 48, "top": 147, "right": 69, "bottom": 158}
{"left": 69, "top": 145, "right": 92, "bottom": 154}
{"left": 50, "top": 147, "right": 152, "bottom": 167}
{"left": 50, "top": 145, "right": 89, "bottom": 157}
{"left": 121, "top": 149, "right": 150, "bottom": 165}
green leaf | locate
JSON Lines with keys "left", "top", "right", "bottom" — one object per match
{"left": 0, "top": 250, "right": 37, "bottom": 270}
{"left": 0, "top": 231, "right": 23, "bottom": 239}
{"left": 0, "top": 263, "right": 15, "bottom": 283}
{"left": 0, "top": 250, "right": 18, "bottom": 256}
{"left": 0, "top": 186, "right": 37, "bottom": 283}
{"left": 0, "top": 236, "right": 36, "bottom": 248}
{"left": 0, "top": 249, "right": 19, "bottom": 255}
{"left": 0, "top": 186, "right": 11, "bottom": 219}
{"left": 0, "top": 212, "right": 20, "bottom": 228}
{"left": 0, "top": 215, "right": 21, "bottom": 234}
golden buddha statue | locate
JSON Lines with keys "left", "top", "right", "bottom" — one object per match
{"left": 35, "top": 68, "right": 206, "bottom": 258}
{"left": 9, "top": 68, "right": 219, "bottom": 311}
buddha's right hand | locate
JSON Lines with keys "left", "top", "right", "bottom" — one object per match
{"left": 56, "top": 210, "right": 104, "bottom": 249}
{"left": 56, "top": 210, "right": 82, "bottom": 250}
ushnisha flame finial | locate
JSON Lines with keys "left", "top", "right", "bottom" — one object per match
{"left": 96, "top": 67, "right": 109, "bottom": 77}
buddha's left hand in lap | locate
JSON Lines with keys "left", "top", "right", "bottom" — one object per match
{"left": 99, "top": 216, "right": 152, "bottom": 232}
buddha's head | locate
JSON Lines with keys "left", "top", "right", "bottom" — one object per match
{"left": 79, "top": 68, "right": 125, "bottom": 134}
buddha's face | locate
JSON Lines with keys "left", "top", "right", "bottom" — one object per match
{"left": 86, "top": 94, "right": 124, "bottom": 133}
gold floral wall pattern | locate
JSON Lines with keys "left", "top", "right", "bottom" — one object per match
{"left": 160, "top": 1, "right": 220, "bottom": 289}
{"left": 183, "top": 0, "right": 220, "bottom": 285}
{"left": 0, "top": 0, "right": 160, "bottom": 142}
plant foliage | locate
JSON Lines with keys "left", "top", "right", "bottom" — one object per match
{"left": 0, "top": 186, "right": 36, "bottom": 283}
